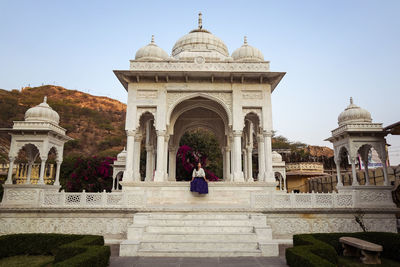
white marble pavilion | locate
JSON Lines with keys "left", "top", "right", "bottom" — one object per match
{"left": 0, "top": 14, "right": 398, "bottom": 258}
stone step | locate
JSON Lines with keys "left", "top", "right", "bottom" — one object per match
{"left": 145, "top": 225, "right": 254, "bottom": 234}
{"left": 141, "top": 233, "right": 258, "bottom": 242}
{"left": 139, "top": 241, "right": 259, "bottom": 251}
{"left": 142, "top": 213, "right": 250, "bottom": 220}
{"left": 140, "top": 219, "right": 251, "bottom": 226}
{"left": 136, "top": 249, "right": 262, "bottom": 257}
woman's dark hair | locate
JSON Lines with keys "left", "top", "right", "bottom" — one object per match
{"left": 196, "top": 162, "right": 201, "bottom": 170}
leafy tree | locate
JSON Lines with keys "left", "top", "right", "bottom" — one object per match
{"left": 176, "top": 129, "right": 222, "bottom": 181}
{"left": 61, "top": 156, "right": 114, "bottom": 192}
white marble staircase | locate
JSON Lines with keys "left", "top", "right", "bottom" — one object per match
{"left": 120, "top": 212, "right": 279, "bottom": 257}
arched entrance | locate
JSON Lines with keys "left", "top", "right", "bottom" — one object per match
{"left": 168, "top": 96, "right": 229, "bottom": 181}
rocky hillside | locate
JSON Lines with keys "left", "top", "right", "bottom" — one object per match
{"left": 0, "top": 85, "right": 334, "bottom": 163}
{"left": 0, "top": 85, "right": 126, "bottom": 162}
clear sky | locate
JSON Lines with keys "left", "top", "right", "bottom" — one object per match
{"left": 0, "top": 0, "right": 399, "bottom": 164}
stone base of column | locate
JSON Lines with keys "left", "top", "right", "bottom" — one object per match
{"left": 123, "top": 170, "right": 134, "bottom": 182}
{"left": 233, "top": 171, "right": 244, "bottom": 182}
{"left": 153, "top": 171, "right": 165, "bottom": 182}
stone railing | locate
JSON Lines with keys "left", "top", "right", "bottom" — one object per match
{"left": 41, "top": 190, "right": 144, "bottom": 208}
{"left": 40, "top": 190, "right": 357, "bottom": 210}
{"left": 252, "top": 191, "right": 354, "bottom": 209}
{"left": 285, "top": 162, "right": 324, "bottom": 173}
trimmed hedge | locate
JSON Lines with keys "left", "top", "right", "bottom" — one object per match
{"left": 0, "top": 234, "right": 110, "bottom": 267}
{"left": 286, "top": 234, "right": 337, "bottom": 267}
{"left": 286, "top": 232, "right": 400, "bottom": 267}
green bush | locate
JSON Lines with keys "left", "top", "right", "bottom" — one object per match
{"left": 286, "top": 234, "right": 337, "bottom": 267}
{"left": 0, "top": 234, "right": 109, "bottom": 267}
{"left": 312, "top": 232, "right": 400, "bottom": 262}
{"left": 286, "top": 232, "right": 400, "bottom": 267}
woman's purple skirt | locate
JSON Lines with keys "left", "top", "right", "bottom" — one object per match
{"left": 190, "top": 177, "right": 208, "bottom": 194}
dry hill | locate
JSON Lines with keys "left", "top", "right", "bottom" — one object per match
{"left": 0, "top": 85, "right": 126, "bottom": 162}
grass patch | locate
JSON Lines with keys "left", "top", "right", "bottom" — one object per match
{"left": 0, "top": 255, "right": 54, "bottom": 267}
{"left": 338, "top": 256, "right": 400, "bottom": 267}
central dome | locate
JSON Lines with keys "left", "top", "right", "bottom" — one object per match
{"left": 25, "top": 96, "right": 60, "bottom": 125}
{"left": 338, "top": 97, "right": 372, "bottom": 126}
{"left": 172, "top": 13, "right": 229, "bottom": 61}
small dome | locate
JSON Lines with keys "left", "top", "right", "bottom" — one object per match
{"left": 338, "top": 97, "right": 372, "bottom": 126}
{"left": 135, "top": 35, "right": 169, "bottom": 61}
{"left": 172, "top": 13, "right": 229, "bottom": 60}
{"left": 232, "top": 36, "right": 264, "bottom": 62}
{"left": 25, "top": 96, "right": 60, "bottom": 124}
{"left": 272, "top": 151, "right": 283, "bottom": 162}
{"left": 117, "top": 147, "right": 127, "bottom": 161}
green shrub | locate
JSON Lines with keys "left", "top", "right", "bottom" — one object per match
{"left": 286, "top": 232, "right": 400, "bottom": 267}
{"left": 312, "top": 232, "right": 400, "bottom": 262}
{"left": 286, "top": 234, "right": 337, "bottom": 267}
{"left": 0, "top": 234, "right": 109, "bottom": 267}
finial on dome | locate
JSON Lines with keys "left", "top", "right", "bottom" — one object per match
{"left": 151, "top": 35, "right": 155, "bottom": 44}
{"left": 244, "top": 36, "right": 248, "bottom": 45}
{"left": 198, "top": 12, "right": 202, "bottom": 29}
{"left": 44, "top": 96, "right": 47, "bottom": 103}
{"left": 350, "top": 97, "right": 353, "bottom": 105}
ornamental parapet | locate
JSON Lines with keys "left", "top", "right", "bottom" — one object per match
{"left": 129, "top": 61, "right": 270, "bottom": 72}
{"left": 331, "top": 123, "right": 383, "bottom": 137}
{"left": 286, "top": 162, "right": 324, "bottom": 173}
{"left": 12, "top": 121, "right": 67, "bottom": 136}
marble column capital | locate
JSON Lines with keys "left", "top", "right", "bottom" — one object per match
{"left": 134, "top": 133, "right": 143, "bottom": 142}
{"left": 169, "top": 147, "right": 178, "bottom": 152}
{"left": 263, "top": 131, "right": 273, "bottom": 137}
{"left": 233, "top": 130, "right": 242, "bottom": 137}
{"left": 8, "top": 156, "right": 16, "bottom": 162}
{"left": 156, "top": 130, "right": 166, "bottom": 137}
{"left": 126, "top": 129, "right": 136, "bottom": 136}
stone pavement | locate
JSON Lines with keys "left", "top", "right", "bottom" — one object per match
{"left": 109, "top": 256, "right": 288, "bottom": 267}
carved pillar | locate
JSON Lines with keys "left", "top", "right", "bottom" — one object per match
{"left": 257, "top": 134, "right": 265, "bottom": 181}
{"left": 225, "top": 146, "right": 231, "bottom": 181}
{"left": 123, "top": 130, "right": 135, "bottom": 182}
{"left": 222, "top": 147, "right": 226, "bottom": 181}
{"left": 152, "top": 149, "right": 156, "bottom": 179}
{"left": 263, "top": 131, "right": 274, "bottom": 183}
{"left": 349, "top": 157, "right": 359, "bottom": 186}
{"left": 378, "top": 145, "right": 389, "bottom": 186}
{"left": 26, "top": 161, "right": 33, "bottom": 184}
{"left": 360, "top": 148, "right": 370, "bottom": 186}
{"left": 54, "top": 160, "right": 62, "bottom": 186}
{"left": 232, "top": 131, "right": 244, "bottom": 182}
{"left": 229, "top": 136, "right": 234, "bottom": 179}
{"left": 283, "top": 175, "right": 287, "bottom": 191}
{"left": 168, "top": 147, "right": 177, "bottom": 181}
{"left": 154, "top": 130, "right": 165, "bottom": 182}
{"left": 112, "top": 171, "right": 116, "bottom": 191}
{"left": 38, "top": 157, "right": 47, "bottom": 185}
{"left": 164, "top": 135, "right": 169, "bottom": 181}
{"left": 145, "top": 145, "right": 153, "bottom": 181}
{"left": 243, "top": 148, "right": 248, "bottom": 181}
{"left": 334, "top": 158, "right": 343, "bottom": 187}
{"left": 133, "top": 133, "right": 142, "bottom": 181}
{"left": 5, "top": 156, "right": 15, "bottom": 184}
{"left": 246, "top": 146, "right": 253, "bottom": 182}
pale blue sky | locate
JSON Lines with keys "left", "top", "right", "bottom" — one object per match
{"left": 0, "top": 0, "right": 399, "bottom": 164}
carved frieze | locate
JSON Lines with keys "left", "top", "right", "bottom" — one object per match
{"left": 137, "top": 90, "right": 158, "bottom": 99}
